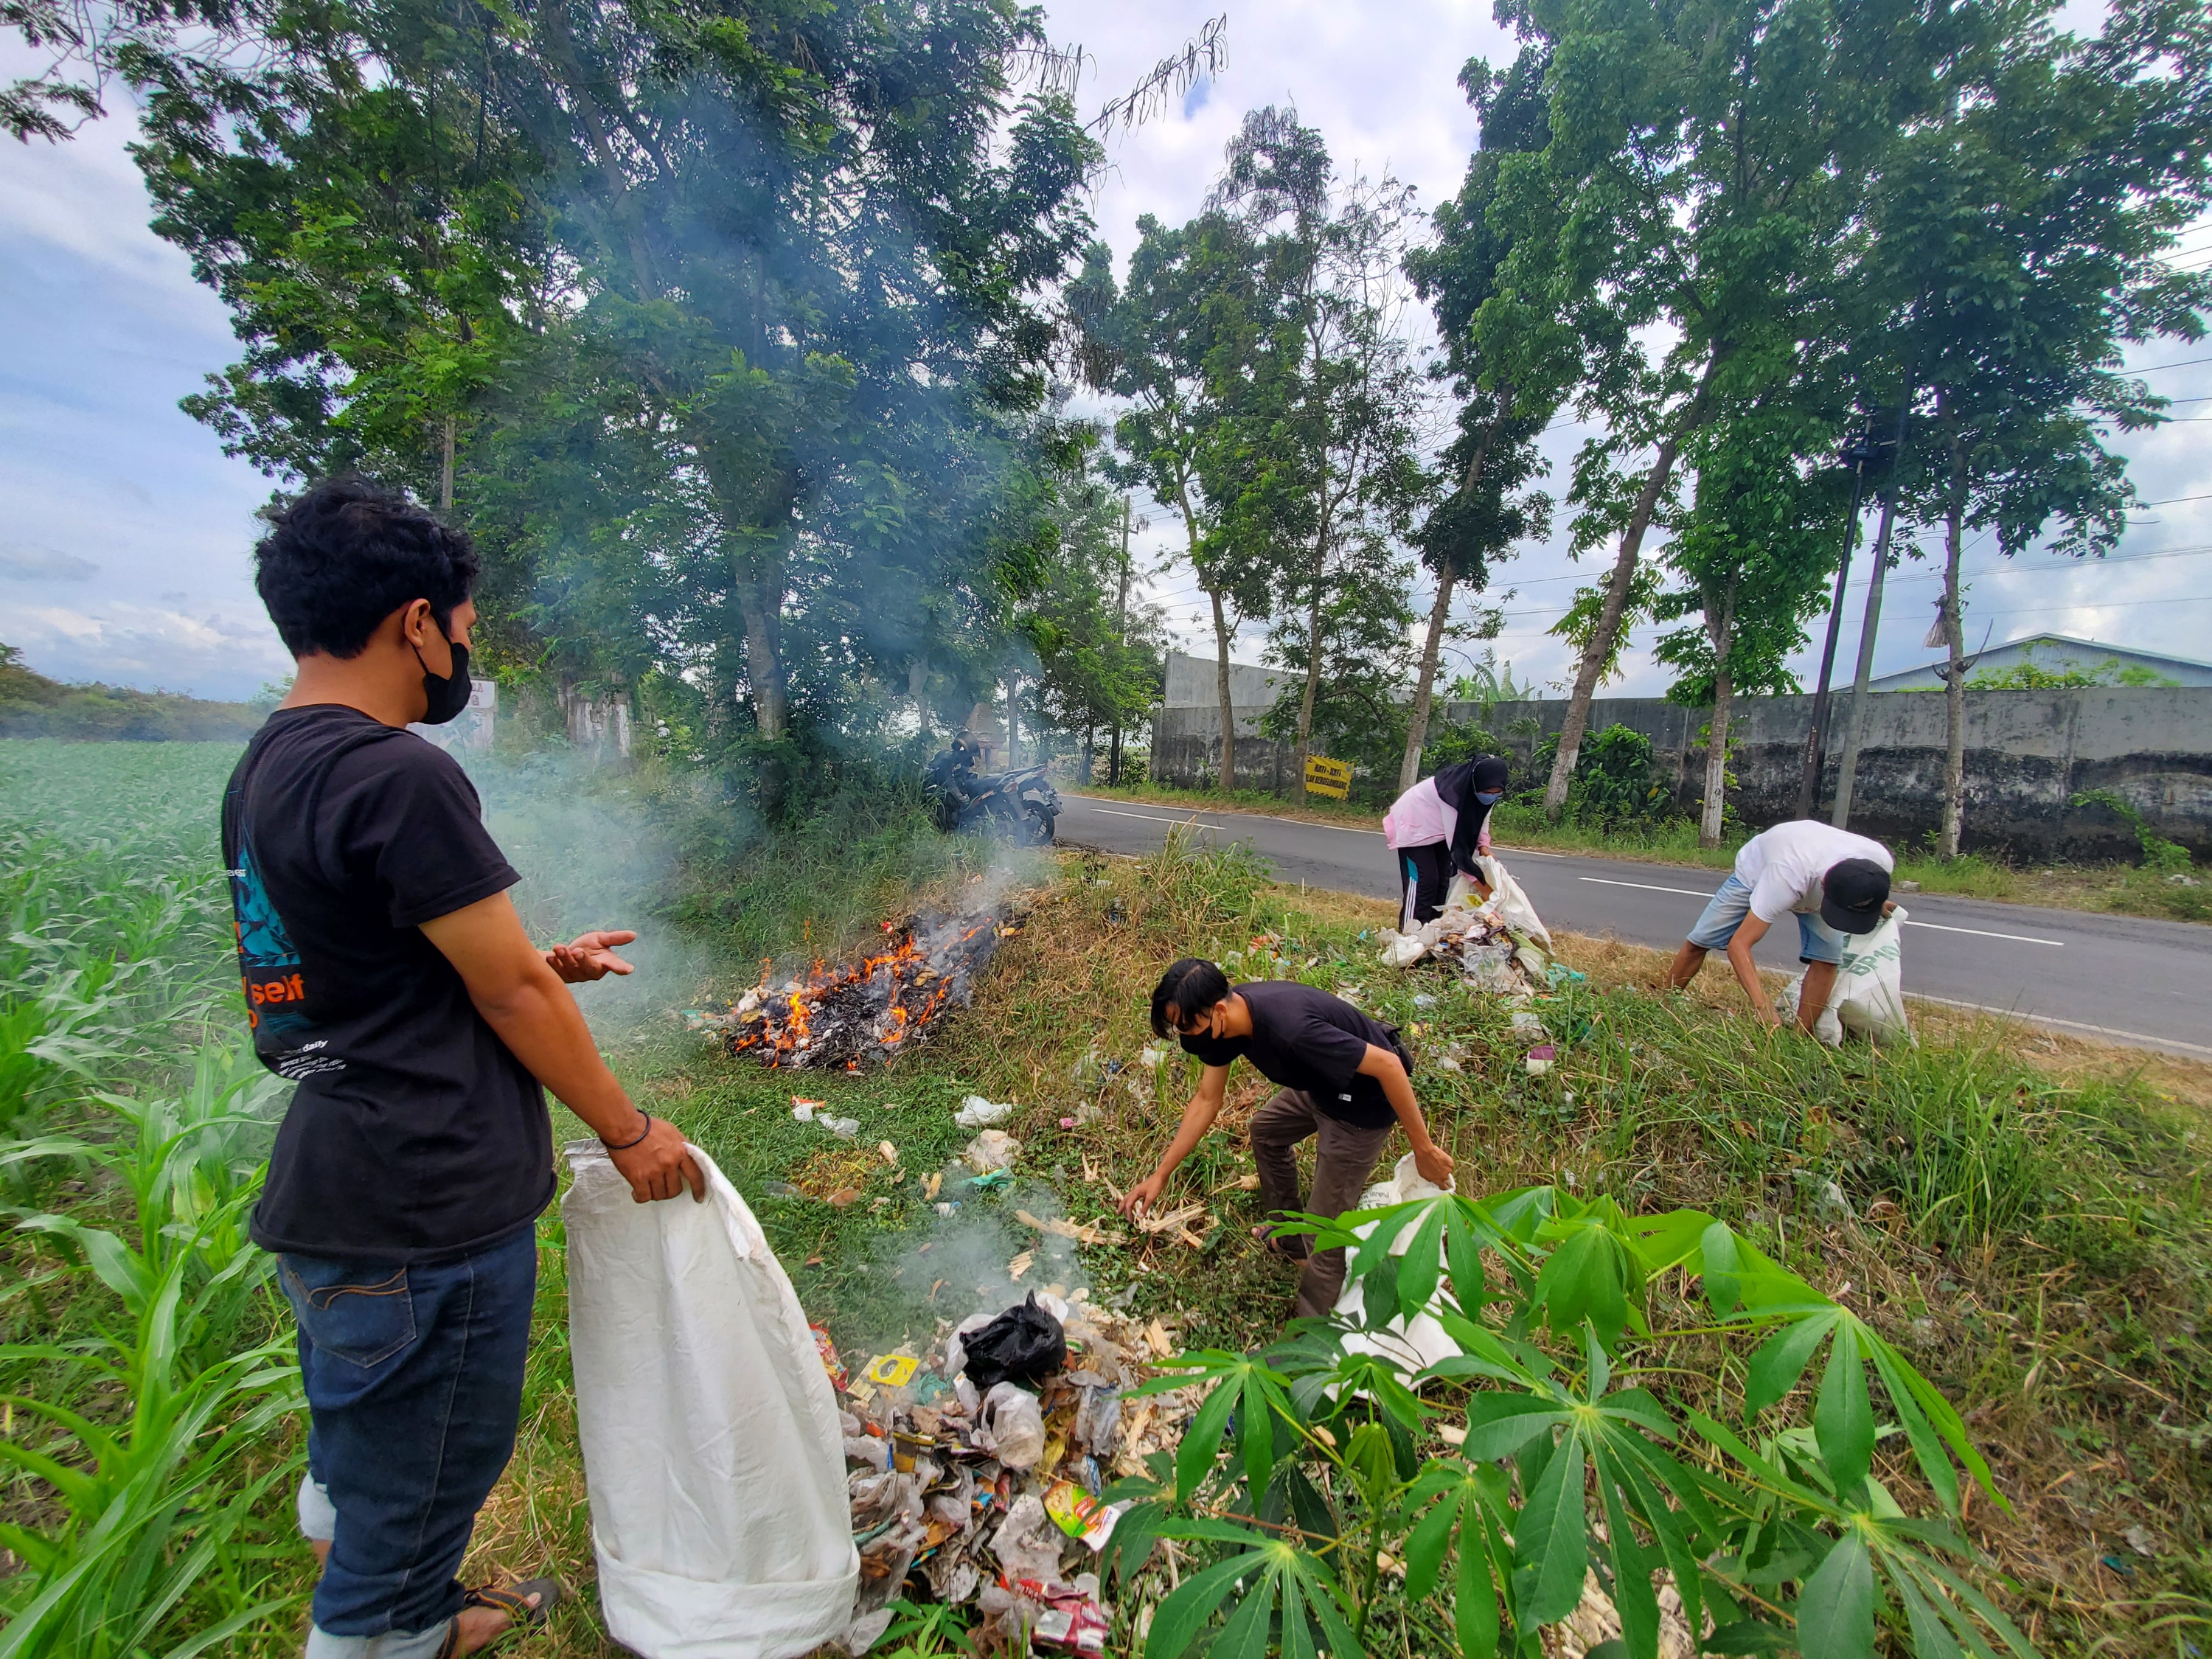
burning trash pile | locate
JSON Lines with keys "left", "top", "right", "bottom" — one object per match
{"left": 820, "top": 1289, "right": 1196, "bottom": 1653}
{"left": 1375, "top": 856, "right": 1574, "bottom": 996}
{"left": 686, "top": 905, "right": 1020, "bottom": 1071}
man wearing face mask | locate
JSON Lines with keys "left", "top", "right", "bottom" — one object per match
{"left": 1383, "top": 755, "right": 1512, "bottom": 931}
{"left": 223, "top": 478, "right": 703, "bottom": 1659}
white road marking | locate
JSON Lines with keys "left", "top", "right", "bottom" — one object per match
{"left": 1492, "top": 845, "right": 1567, "bottom": 858}
{"left": 1068, "top": 795, "right": 1383, "bottom": 835}
{"left": 1899, "top": 919, "right": 2063, "bottom": 947}
{"left": 1088, "top": 807, "right": 1218, "bottom": 829}
{"left": 1580, "top": 876, "right": 1715, "bottom": 898}
{"left": 1907, "top": 995, "right": 2212, "bottom": 1057}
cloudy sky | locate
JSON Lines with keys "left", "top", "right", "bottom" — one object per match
{"left": 1, "top": 3, "right": 2208, "bottom": 703}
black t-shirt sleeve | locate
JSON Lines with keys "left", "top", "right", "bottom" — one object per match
{"left": 326, "top": 737, "right": 521, "bottom": 928}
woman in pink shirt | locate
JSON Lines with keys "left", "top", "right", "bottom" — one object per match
{"left": 1383, "top": 755, "right": 1510, "bottom": 930}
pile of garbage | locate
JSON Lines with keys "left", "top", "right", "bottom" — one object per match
{"left": 819, "top": 1288, "right": 1196, "bottom": 1653}
{"left": 1376, "top": 856, "right": 1566, "bottom": 995}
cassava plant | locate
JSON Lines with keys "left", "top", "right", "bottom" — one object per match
{"left": 1105, "top": 1184, "right": 2029, "bottom": 1659}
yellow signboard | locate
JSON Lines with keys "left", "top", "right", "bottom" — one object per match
{"left": 1304, "top": 755, "right": 1353, "bottom": 799}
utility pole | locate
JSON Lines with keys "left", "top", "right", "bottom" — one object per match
{"left": 1830, "top": 394, "right": 1913, "bottom": 830}
{"left": 1795, "top": 428, "right": 1877, "bottom": 819}
{"left": 1107, "top": 495, "right": 1133, "bottom": 787}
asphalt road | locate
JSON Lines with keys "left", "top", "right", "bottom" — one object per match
{"left": 1057, "top": 794, "right": 2212, "bottom": 1059}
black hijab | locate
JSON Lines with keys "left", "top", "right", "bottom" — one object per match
{"left": 1433, "top": 755, "right": 1512, "bottom": 877}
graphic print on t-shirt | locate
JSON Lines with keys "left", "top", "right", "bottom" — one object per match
{"left": 229, "top": 834, "right": 316, "bottom": 1040}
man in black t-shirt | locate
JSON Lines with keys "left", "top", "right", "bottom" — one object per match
{"left": 224, "top": 479, "right": 703, "bottom": 1659}
{"left": 1119, "top": 959, "right": 1456, "bottom": 1319}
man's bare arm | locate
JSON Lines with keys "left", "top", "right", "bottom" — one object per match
{"left": 1119, "top": 1065, "right": 1229, "bottom": 1217}
{"left": 1357, "top": 1044, "right": 1455, "bottom": 1186}
{"left": 421, "top": 891, "right": 703, "bottom": 1203}
{"left": 1725, "top": 911, "right": 1781, "bottom": 1026}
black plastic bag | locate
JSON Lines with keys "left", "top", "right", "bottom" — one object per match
{"left": 959, "top": 1293, "right": 1065, "bottom": 1391}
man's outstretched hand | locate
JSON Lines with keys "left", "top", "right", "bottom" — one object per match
{"left": 1117, "top": 1172, "right": 1166, "bottom": 1219}
{"left": 548, "top": 930, "right": 638, "bottom": 983}
{"left": 610, "top": 1114, "right": 706, "bottom": 1204}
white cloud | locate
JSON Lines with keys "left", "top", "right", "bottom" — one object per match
{"left": 0, "top": 543, "right": 99, "bottom": 580}
{"left": 8, "top": 601, "right": 290, "bottom": 693}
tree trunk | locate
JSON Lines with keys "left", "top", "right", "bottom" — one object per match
{"left": 1208, "top": 587, "right": 1237, "bottom": 792}
{"left": 1699, "top": 580, "right": 1738, "bottom": 849}
{"left": 439, "top": 412, "right": 456, "bottom": 512}
{"left": 1399, "top": 568, "right": 1456, "bottom": 796}
{"left": 1542, "top": 355, "right": 1722, "bottom": 817}
{"left": 737, "top": 573, "right": 787, "bottom": 740}
{"left": 1294, "top": 577, "right": 1325, "bottom": 795}
{"left": 1938, "top": 427, "right": 1968, "bottom": 858}
{"left": 1107, "top": 725, "right": 1123, "bottom": 787}
{"left": 1831, "top": 393, "right": 1915, "bottom": 829}
{"left": 1082, "top": 723, "right": 1096, "bottom": 785}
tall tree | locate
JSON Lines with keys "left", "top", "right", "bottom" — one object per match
{"left": 1496, "top": 0, "right": 1962, "bottom": 818}
{"left": 1400, "top": 46, "right": 1559, "bottom": 794}
{"left": 1212, "top": 109, "right": 1428, "bottom": 789}
{"left": 1868, "top": 0, "right": 2212, "bottom": 854}
{"left": 1070, "top": 212, "right": 1278, "bottom": 790}
{"left": 1655, "top": 407, "right": 1848, "bottom": 844}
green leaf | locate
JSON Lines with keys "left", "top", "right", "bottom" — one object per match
{"left": 1405, "top": 1485, "right": 1461, "bottom": 1601}
{"left": 1597, "top": 1450, "right": 1660, "bottom": 1659}
{"left": 1698, "top": 1220, "right": 1743, "bottom": 1315}
{"left": 1815, "top": 1322, "right": 1874, "bottom": 1498}
{"left": 1396, "top": 1201, "right": 1451, "bottom": 1321}
{"left": 1512, "top": 1427, "right": 1587, "bottom": 1624}
{"left": 1865, "top": 1342, "right": 1959, "bottom": 1514}
{"left": 1176, "top": 1377, "right": 1239, "bottom": 1503}
{"left": 1211, "top": 1557, "right": 1279, "bottom": 1659}
{"left": 1795, "top": 1531, "right": 1877, "bottom": 1659}
{"left": 1887, "top": 1560, "right": 1967, "bottom": 1659}
{"left": 1459, "top": 1393, "right": 1571, "bottom": 1461}
{"left": 1703, "top": 1620, "right": 1794, "bottom": 1653}
{"left": 1239, "top": 1373, "right": 1276, "bottom": 1500}
{"left": 1144, "top": 1551, "right": 1259, "bottom": 1659}
{"left": 1744, "top": 1311, "right": 1837, "bottom": 1416}
{"left": 1456, "top": 1505, "right": 1502, "bottom": 1659}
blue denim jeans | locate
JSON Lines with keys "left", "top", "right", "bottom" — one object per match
{"left": 279, "top": 1226, "right": 538, "bottom": 1649}
{"left": 1686, "top": 872, "right": 1846, "bottom": 965}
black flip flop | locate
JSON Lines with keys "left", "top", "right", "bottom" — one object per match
{"left": 456, "top": 1576, "right": 565, "bottom": 1648}
{"left": 1251, "top": 1222, "right": 1310, "bottom": 1264}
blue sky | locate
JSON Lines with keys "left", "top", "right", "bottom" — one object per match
{"left": 1, "top": 4, "right": 2208, "bottom": 703}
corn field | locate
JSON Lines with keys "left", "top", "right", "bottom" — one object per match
{"left": 0, "top": 740, "right": 307, "bottom": 1658}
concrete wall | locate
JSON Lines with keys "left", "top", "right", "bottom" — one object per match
{"left": 1163, "top": 651, "right": 1293, "bottom": 712}
{"left": 1153, "top": 687, "right": 2212, "bottom": 860}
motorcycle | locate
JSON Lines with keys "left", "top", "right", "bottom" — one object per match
{"left": 925, "top": 749, "right": 1060, "bottom": 844}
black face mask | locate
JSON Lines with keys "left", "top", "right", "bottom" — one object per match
{"left": 412, "top": 636, "right": 473, "bottom": 725}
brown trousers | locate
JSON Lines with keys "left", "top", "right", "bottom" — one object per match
{"left": 1250, "top": 1088, "right": 1394, "bottom": 1319}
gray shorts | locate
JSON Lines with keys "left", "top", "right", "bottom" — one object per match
{"left": 1687, "top": 872, "right": 1845, "bottom": 965}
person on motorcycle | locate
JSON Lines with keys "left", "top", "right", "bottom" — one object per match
{"left": 926, "top": 734, "right": 981, "bottom": 815}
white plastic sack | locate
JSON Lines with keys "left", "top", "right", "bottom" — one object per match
{"left": 1779, "top": 908, "right": 1913, "bottom": 1048}
{"left": 1335, "top": 1154, "right": 1463, "bottom": 1376}
{"left": 1836, "top": 906, "right": 1912, "bottom": 1045}
{"left": 563, "top": 1140, "right": 858, "bottom": 1659}
{"left": 953, "top": 1094, "right": 1015, "bottom": 1130}
{"left": 1469, "top": 855, "right": 1551, "bottom": 948}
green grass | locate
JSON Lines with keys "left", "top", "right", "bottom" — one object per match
{"left": 4, "top": 737, "right": 2209, "bottom": 1658}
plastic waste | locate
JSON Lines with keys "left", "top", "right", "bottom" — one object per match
{"left": 990, "top": 1490, "right": 1062, "bottom": 1578}
{"left": 953, "top": 1094, "right": 1016, "bottom": 1130}
{"left": 824, "top": 1116, "right": 860, "bottom": 1140}
{"left": 944, "top": 1312, "right": 996, "bottom": 1380}
{"left": 560, "top": 1140, "right": 857, "bottom": 1658}
{"left": 961, "top": 1129, "right": 1020, "bottom": 1173}
{"left": 978, "top": 1382, "right": 1048, "bottom": 1470}
{"left": 1336, "top": 1153, "right": 1463, "bottom": 1377}
{"left": 844, "top": 1435, "right": 890, "bottom": 1471}
{"left": 958, "top": 1292, "right": 1067, "bottom": 1391}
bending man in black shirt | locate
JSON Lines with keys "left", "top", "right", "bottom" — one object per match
{"left": 224, "top": 479, "right": 703, "bottom": 1659}
{"left": 1119, "top": 960, "right": 1455, "bottom": 1319}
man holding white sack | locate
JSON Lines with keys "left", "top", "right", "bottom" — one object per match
{"left": 225, "top": 479, "right": 704, "bottom": 1659}
{"left": 1384, "top": 755, "right": 1511, "bottom": 931}
{"left": 1660, "top": 819, "right": 1896, "bottom": 1033}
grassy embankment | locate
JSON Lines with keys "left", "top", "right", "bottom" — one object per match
{"left": 3, "top": 737, "right": 2208, "bottom": 1657}
{"left": 1067, "top": 776, "right": 2212, "bottom": 925}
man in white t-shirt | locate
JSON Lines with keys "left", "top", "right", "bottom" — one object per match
{"left": 1661, "top": 820, "right": 1896, "bottom": 1031}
